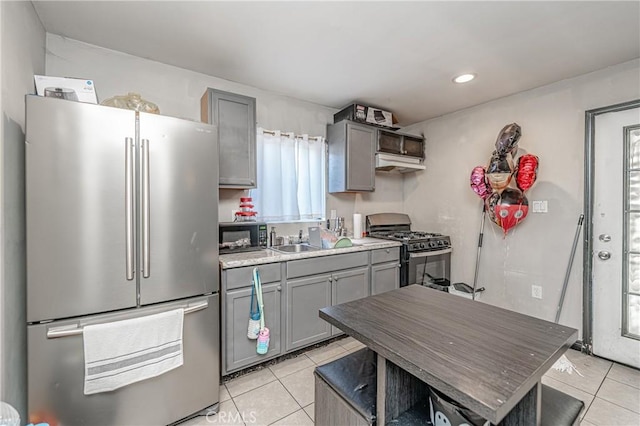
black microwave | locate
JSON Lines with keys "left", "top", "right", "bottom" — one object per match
{"left": 219, "top": 222, "right": 268, "bottom": 254}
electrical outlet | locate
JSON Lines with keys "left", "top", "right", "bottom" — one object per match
{"left": 532, "top": 285, "right": 542, "bottom": 299}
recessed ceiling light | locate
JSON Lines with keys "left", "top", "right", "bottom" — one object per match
{"left": 453, "top": 73, "right": 476, "bottom": 84}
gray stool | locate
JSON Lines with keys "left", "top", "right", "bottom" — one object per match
{"left": 314, "top": 348, "right": 377, "bottom": 425}
{"left": 314, "top": 348, "right": 584, "bottom": 426}
{"left": 540, "top": 384, "right": 584, "bottom": 426}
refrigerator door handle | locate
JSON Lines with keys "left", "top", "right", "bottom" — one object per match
{"left": 141, "top": 138, "right": 150, "bottom": 278}
{"left": 45, "top": 300, "right": 209, "bottom": 339}
{"left": 125, "top": 137, "right": 135, "bottom": 280}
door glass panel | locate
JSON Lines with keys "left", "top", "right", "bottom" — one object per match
{"left": 629, "top": 295, "right": 640, "bottom": 336}
{"left": 629, "top": 254, "right": 640, "bottom": 294}
{"left": 624, "top": 125, "right": 640, "bottom": 339}
{"left": 630, "top": 172, "right": 640, "bottom": 210}
{"left": 630, "top": 131, "right": 640, "bottom": 169}
{"left": 627, "top": 213, "right": 640, "bottom": 253}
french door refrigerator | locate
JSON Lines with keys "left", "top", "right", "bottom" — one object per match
{"left": 26, "top": 95, "right": 220, "bottom": 426}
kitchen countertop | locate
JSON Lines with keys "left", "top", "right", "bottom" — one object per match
{"left": 219, "top": 237, "right": 402, "bottom": 269}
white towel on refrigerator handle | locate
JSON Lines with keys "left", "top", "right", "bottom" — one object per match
{"left": 83, "top": 308, "right": 184, "bottom": 395}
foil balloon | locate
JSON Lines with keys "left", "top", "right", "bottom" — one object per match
{"left": 485, "top": 192, "right": 500, "bottom": 225}
{"left": 470, "top": 123, "right": 537, "bottom": 236}
{"left": 494, "top": 123, "right": 522, "bottom": 156}
{"left": 515, "top": 154, "right": 539, "bottom": 192}
{"left": 494, "top": 188, "right": 529, "bottom": 234}
{"left": 470, "top": 166, "right": 491, "bottom": 200}
{"left": 486, "top": 151, "right": 514, "bottom": 192}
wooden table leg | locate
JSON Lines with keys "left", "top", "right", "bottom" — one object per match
{"left": 498, "top": 381, "right": 541, "bottom": 426}
{"left": 377, "top": 353, "right": 430, "bottom": 423}
{"left": 376, "top": 354, "right": 386, "bottom": 424}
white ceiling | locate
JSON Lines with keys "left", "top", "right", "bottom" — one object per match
{"left": 33, "top": 1, "right": 640, "bottom": 125}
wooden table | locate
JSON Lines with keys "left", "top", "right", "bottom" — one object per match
{"left": 319, "top": 285, "right": 578, "bottom": 425}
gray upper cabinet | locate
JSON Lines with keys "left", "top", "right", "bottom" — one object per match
{"left": 327, "top": 121, "right": 376, "bottom": 193}
{"left": 201, "top": 88, "right": 256, "bottom": 188}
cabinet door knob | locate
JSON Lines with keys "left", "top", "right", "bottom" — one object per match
{"left": 276, "top": 285, "right": 282, "bottom": 291}
{"left": 328, "top": 277, "right": 333, "bottom": 282}
{"left": 385, "top": 249, "right": 390, "bottom": 253}
{"left": 397, "top": 264, "right": 401, "bottom": 268}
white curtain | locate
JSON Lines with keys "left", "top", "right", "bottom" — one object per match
{"left": 251, "top": 129, "right": 325, "bottom": 222}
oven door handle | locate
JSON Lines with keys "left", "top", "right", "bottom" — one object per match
{"left": 408, "top": 248, "right": 452, "bottom": 258}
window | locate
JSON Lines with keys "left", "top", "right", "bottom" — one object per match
{"left": 250, "top": 129, "right": 325, "bottom": 222}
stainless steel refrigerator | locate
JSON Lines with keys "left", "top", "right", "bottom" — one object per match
{"left": 25, "top": 95, "right": 220, "bottom": 425}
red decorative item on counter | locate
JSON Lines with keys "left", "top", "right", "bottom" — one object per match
{"left": 235, "top": 197, "right": 258, "bottom": 221}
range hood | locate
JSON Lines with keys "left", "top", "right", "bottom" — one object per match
{"left": 375, "top": 153, "right": 426, "bottom": 173}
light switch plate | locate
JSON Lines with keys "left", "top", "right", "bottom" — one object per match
{"left": 532, "top": 200, "right": 548, "bottom": 213}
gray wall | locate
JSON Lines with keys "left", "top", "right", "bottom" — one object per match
{"left": 0, "top": 0, "right": 46, "bottom": 419}
{"left": 403, "top": 59, "right": 640, "bottom": 336}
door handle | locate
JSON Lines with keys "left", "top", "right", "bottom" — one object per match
{"left": 125, "top": 137, "right": 135, "bottom": 280}
{"left": 599, "top": 234, "right": 611, "bottom": 242}
{"left": 598, "top": 251, "right": 611, "bottom": 260}
{"left": 141, "top": 139, "right": 150, "bottom": 278}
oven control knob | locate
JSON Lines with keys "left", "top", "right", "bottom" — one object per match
{"left": 419, "top": 243, "right": 425, "bottom": 249}
{"left": 437, "top": 240, "right": 444, "bottom": 246}
{"left": 429, "top": 241, "right": 437, "bottom": 248}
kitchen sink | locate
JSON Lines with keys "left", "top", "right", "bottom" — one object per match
{"left": 270, "top": 243, "right": 321, "bottom": 253}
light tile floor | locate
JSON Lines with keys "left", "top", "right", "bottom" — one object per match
{"left": 180, "top": 339, "right": 640, "bottom": 426}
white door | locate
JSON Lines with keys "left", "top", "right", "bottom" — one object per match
{"left": 592, "top": 103, "right": 640, "bottom": 368}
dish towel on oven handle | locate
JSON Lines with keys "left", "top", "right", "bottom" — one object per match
{"left": 83, "top": 308, "right": 184, "bottom": 395}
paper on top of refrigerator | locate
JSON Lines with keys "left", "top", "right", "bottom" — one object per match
{"left": 34, "top": 75, "right": 98, "bottom": 104}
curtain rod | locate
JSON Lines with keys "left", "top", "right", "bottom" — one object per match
{"left": 260, "top": 128, "right": 323, "bottom": 141}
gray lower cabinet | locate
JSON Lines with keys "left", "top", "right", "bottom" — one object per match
{"left": 224, "top": 283, "right": 282, "bottom": 374}
{"left": 286, "top": 274, "right": 333, "bottom": 351}
{"left": 327, "top": 120, "right": 376, "bottom": 193}
{"left": 221, "top": 247, "right": 399, "bottom": 375}
{"left": 371, "top": 247, "right": 400, "bottom": 295}
{"left": 331, "top": 266, "right": 370, "bottom": 336}
{"left": 201, "top": 88, "right": 256, "bottom": 189}
{"left": 371, "top": 262, "right": 400, "bottom": 295}
{"left": 285, "top": 251, "right": 370, "bottom": 350}
{"left": 221, "top": 263, "right": 282, "bottom": 375}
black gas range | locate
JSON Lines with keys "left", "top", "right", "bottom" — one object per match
{"left": 366, "top": 213, "right": 452, "bottom": 288}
